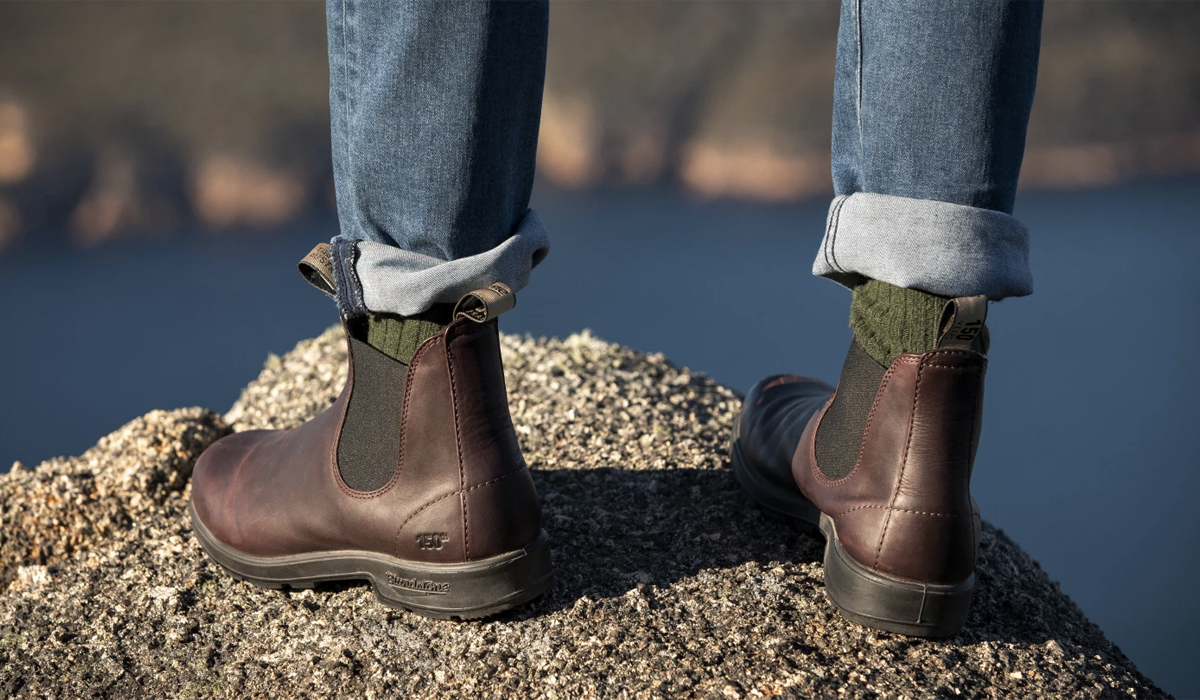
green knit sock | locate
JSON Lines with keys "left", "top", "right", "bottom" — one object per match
{"left": 849, "top": 279, "right": 989, "bottom": 367}
{"left": 366, "top": 304, "right": 454, "bottom": 364}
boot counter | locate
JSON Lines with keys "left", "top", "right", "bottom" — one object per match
{"left": 815, "top": 350, "right": 985, "bottom": 585}
{"left": 874, "top": 350, "right": 986, "bottom": 584}
{"left": 446, "top": 319, "right": 543, "bottom": 561}
{"left": 390, "top": 471, "right": 543, "bottom": 563}
{"left": 464, "top": 469, "right": 543, "bottom": 560}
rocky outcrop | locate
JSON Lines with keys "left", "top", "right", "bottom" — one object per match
{"left": 0, "top": 329, "right": 1166, "bottom": 698}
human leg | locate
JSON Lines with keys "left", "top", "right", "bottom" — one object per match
{"left": 191, "top": 0, "right": 554, "bottom": 618}
{"left": 819, "top": 0, "right": 1042, "bottom": 300}
{"left": 734, "top": 0, "right": 1044, "bottom": 637}
{"left": 327, "top": 0, "right": 549, "bottom": 320}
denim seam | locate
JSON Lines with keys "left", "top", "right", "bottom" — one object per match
{"left": 832, "top": 195, "right": 845, "bottom": 273}
{"left": 331, "top": 237, "right": 350, "bottom": 316}
{"left": 820, "top": 202, "right": 830, "bottom": 273}
{"left": 825, "top": 195, "right": 847, "bottom": 274}
{"left": 331, "top": 238, "right": 366, "bottom": 317}
{"left": 853, "top": 0, "right": 863, "bottom": 157}
{"left": 347, "top": 243, "right": 365, "bottom": 314}
{"left": 823, "top": 199, "right": 833, "bottom": 273}
{"left": 340, "top": 0, "right": 355, "bottom": 218}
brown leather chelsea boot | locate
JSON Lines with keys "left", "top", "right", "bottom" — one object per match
{"left": 190, "top": 252, "right": 551, "bottom": 619}
{"left": 731, "top": 296, "right": 987, "bottom": 637}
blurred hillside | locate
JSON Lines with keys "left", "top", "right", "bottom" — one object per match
{"left": 0, "top": 1, "right": 1197, "bottom": 252}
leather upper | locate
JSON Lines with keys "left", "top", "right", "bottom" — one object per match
{"left": 737, "top": 374, "right": 834, "bottom": 492}
{"left": 740, "top": 348, "right": 986, "bottom": 585}
{"left": 191, "top": 318, "right": 542, "bottom": 564}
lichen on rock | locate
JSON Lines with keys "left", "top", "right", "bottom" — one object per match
{"left": 0, "top": 329, "right": 1167, "bottom": 698}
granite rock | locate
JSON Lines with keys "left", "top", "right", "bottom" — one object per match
{"left": 0, "top": 328, "right": 1167, "bottom": 698}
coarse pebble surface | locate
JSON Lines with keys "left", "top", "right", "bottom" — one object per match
{"left": 0, "top": 327, "right": 1168, "bottom": 699}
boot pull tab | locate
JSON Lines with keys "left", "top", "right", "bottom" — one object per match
{"left": 298, "top": 242, "right": 336, "bottom": 298}
{"left": 937, "top": 295, "right": 988, "bottom": 350}
{"left": 454, "top": 283, "right": 516, "bottom": 323}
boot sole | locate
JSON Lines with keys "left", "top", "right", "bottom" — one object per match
{"left": 730, "top": 437, "right": 973, "bottom": 638}
{"left": 189, "top": 500, "right": 553, "bottom": 620}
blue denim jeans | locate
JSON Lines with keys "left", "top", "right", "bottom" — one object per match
{"left": 816, "top": 0, "right": 1042, "bottom": 299}
{"left": 327, "top": 0, "right": 1042, "bottom": 318}
{"left": 326, "top": 0, "right": 549, "bottom": 317}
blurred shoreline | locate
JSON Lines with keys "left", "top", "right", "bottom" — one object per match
{"left": 2, "top": 1, "right": 1198, "bottom": 254}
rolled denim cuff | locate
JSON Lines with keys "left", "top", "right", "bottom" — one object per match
{"left": 331, "top": 209, "right": 550, "bottom": 317}
{"left": 812, "top": 193, "right": 1033, "bottom": 299}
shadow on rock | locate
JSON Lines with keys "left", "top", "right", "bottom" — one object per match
{"left": 490, "top": 466, "right": 1077, "bottom": 650}
{"left": 531, "top": 467, "right": 820, "bottom": 604}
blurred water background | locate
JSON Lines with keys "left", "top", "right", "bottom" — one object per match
{"left": 1, "top": 2, "right": 1199, "bottom": 695}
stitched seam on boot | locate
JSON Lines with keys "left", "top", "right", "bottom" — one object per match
{"left": 921, "top": 348, "right": 987, "bottom": 368}
{"left": 874, "top": 358, "right": 925, "bottom": 571}
{"left": 445, "top": 324, "right": 469, "bottom": 560}
{"left": 962, "top": 362, "right": 983, "bottom": 520}
{"left": 805, "top": 395, "right": 833, "bottom": 481}
{"left": 838, "top": 504, "right": 968, "bottom": 518}
{"left": 922, "top": 351, "right": 984, "bottom": 519}
{"left": 390, "top": 467, "right": 529, "bottom": 558}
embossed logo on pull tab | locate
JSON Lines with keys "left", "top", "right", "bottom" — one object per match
{"left": 453, "top": 282, "right": 516, "bottom": 323}
{"left": 297, "top": 242, "right": 337, "bottom": 298}
{"left": 938, "top": 295, "right": 988, "bottom": 351}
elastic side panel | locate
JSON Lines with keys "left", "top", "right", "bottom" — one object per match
{"left": 337, "top": 336, "right": 407, "bottom": 492}
{"left": 814, "top": 339, "right": 887, "bottom": 480}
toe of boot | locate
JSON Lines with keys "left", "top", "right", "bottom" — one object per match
{"left": 190, "top": 430, "right": 272, "bottom": 547}
{"left": 738, "top": 374, "right": 833, "bottom": 478}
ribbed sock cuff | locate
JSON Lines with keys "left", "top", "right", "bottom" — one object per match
{"left": 850, "top": 280, "right": 947, "bottom": 367}
{"left": 849, "top": 280, "right": 990, "bottom": 367}
{"left": 366, "top": 304, "right": 454, "bottom": 364}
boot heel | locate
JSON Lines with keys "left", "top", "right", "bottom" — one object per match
{"left": 369, "top": 531, "right": 554, "bottom": 620}
{"left": 818, "top": 514, "right": 973, "bottom": 638}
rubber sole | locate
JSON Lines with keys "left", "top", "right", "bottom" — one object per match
{"left": 189, "top": 501, "right": 553, "bottom": 620}
{"left": 730, "top": 437, "right": 973, "bottom": 638}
